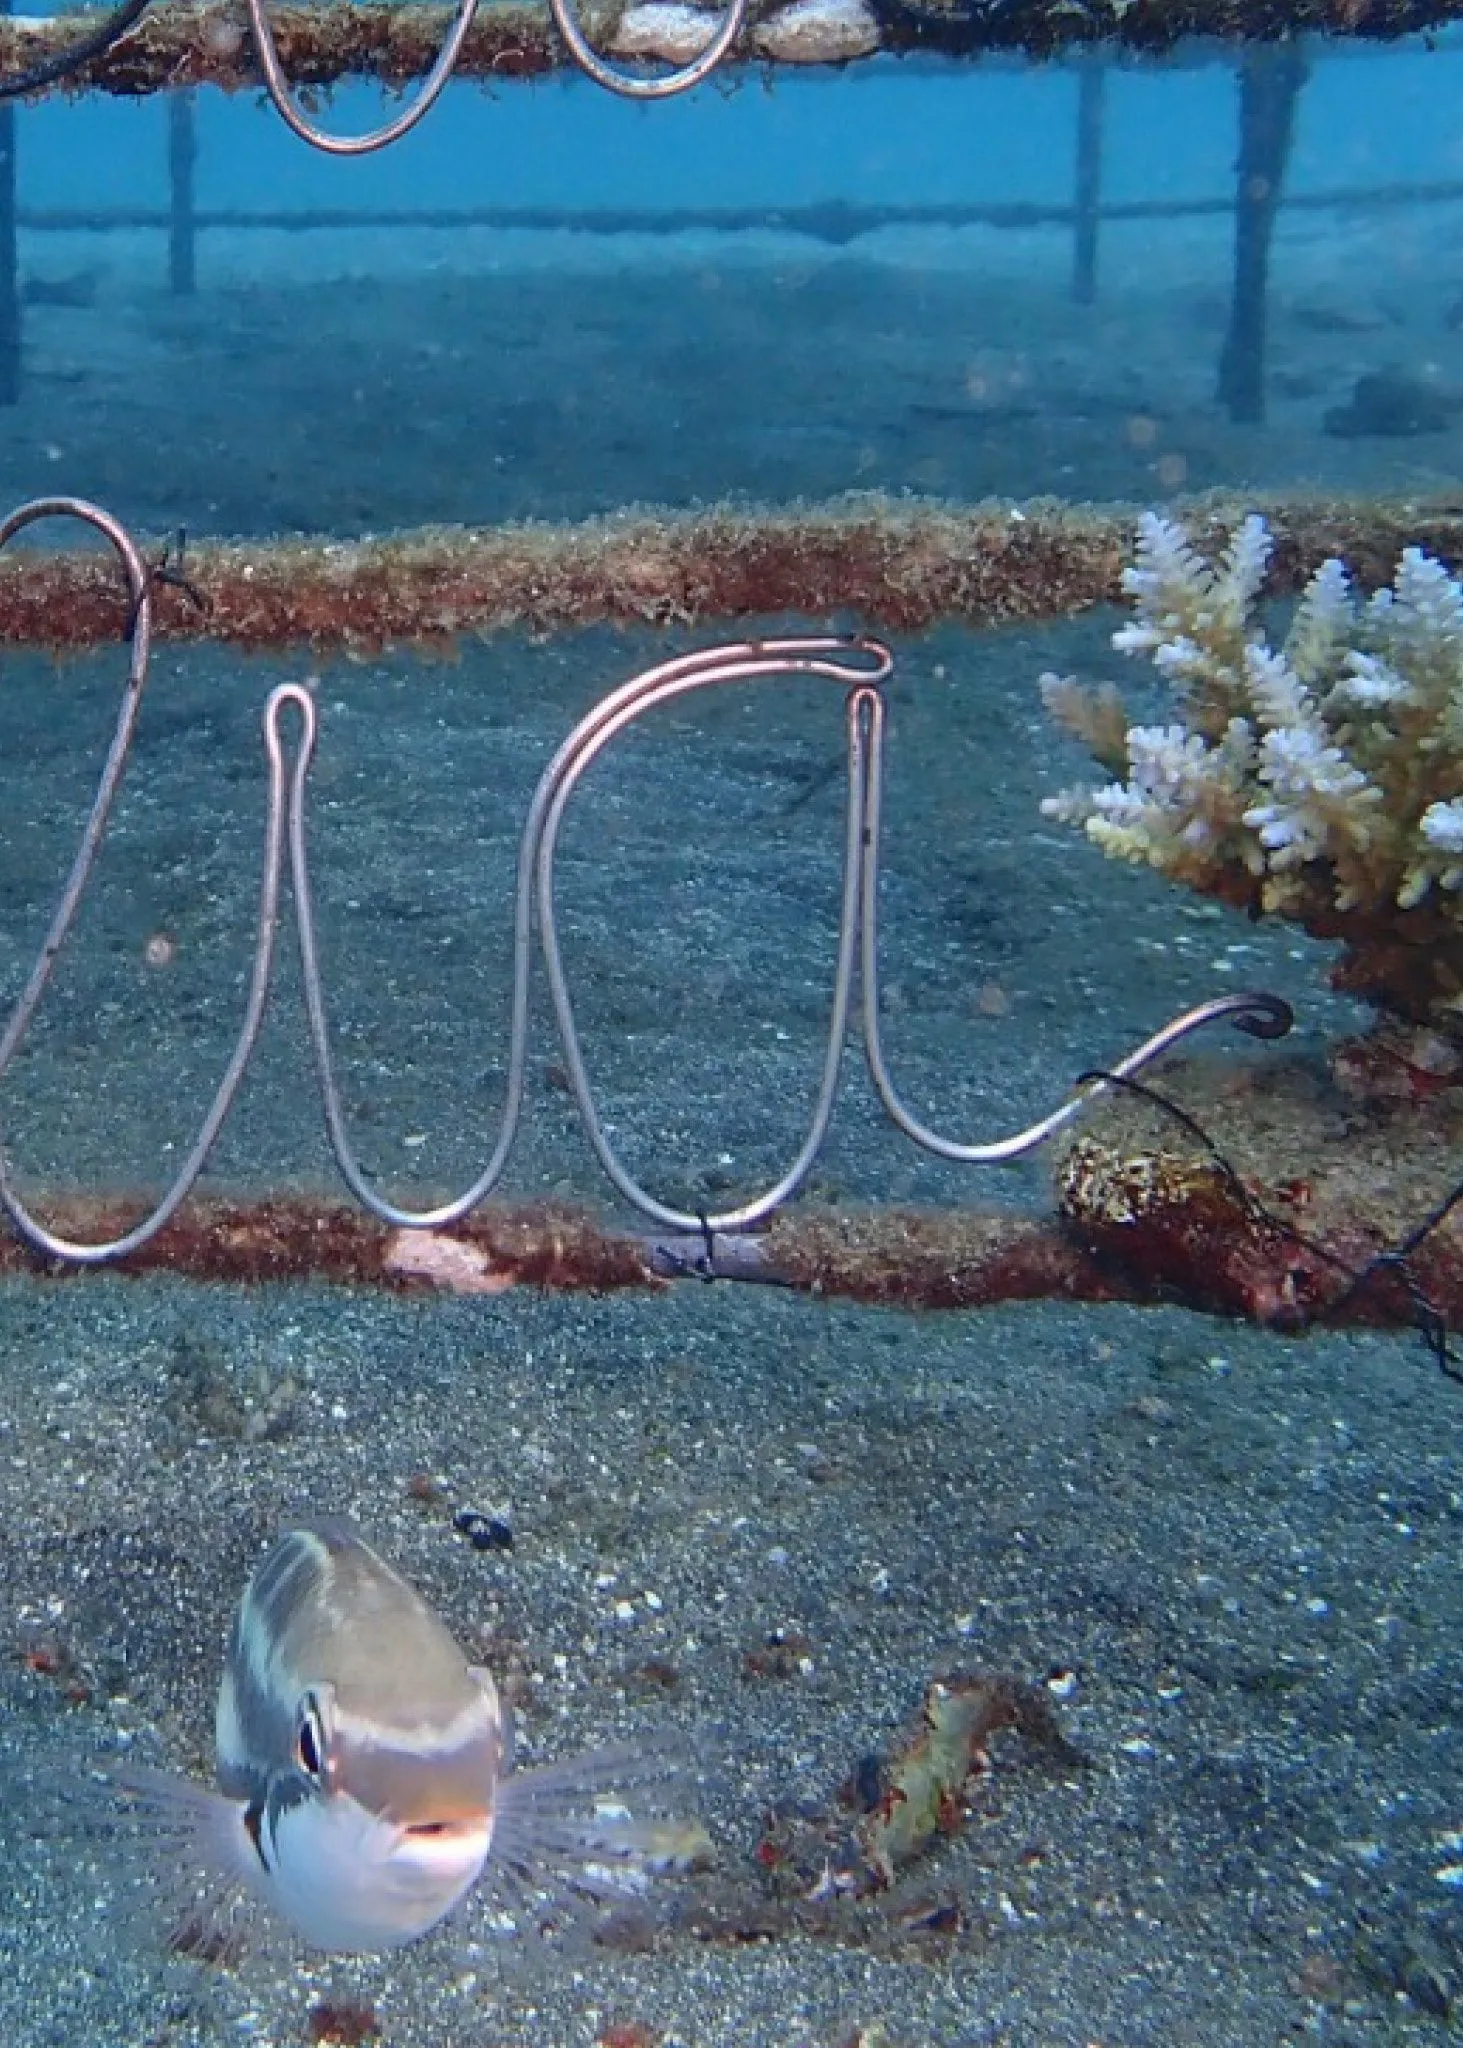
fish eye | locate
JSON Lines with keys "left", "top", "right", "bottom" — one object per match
{"left": 295, "top": 1693, "right": 327, "bottom": 1783}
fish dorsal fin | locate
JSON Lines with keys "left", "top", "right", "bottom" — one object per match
{"left": 289, "top": 1514, "right": 369, "bottom": 1554}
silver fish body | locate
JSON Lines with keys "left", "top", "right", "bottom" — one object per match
{"left": 120, "top": 1523, "right": 687, "bottom": 1955}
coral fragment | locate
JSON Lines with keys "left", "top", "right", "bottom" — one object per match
{"left": 1042, "top": 512, "right": 1463, "bottom": 1035}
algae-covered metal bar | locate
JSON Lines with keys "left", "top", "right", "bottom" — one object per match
{"left": 0, "top": 1186, "right": 1115, "bottom": 1315}
{"left": 0, "top": 0, "right": 1457, "bottom": 102}
{"left": 0, "top": 492, "right": 1460, "bottom": 653}
{"left": 0, "top": 1191, "right": 1455, "bottom": 1343}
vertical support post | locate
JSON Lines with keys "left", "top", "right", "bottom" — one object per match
{"left": 1072, "top": 50, "right": 1104, "bottom": 305}
{"left": 0, "top": 0, "right": 20, "bottom": 405}
{"left": 168, "top": 90, "right": 196, "bottom": 295}
{"left": 1216, "top": 41, "right": 1308, "bottom": 426}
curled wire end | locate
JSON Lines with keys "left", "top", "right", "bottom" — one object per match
{"left": 1224, "top": 991, "right": 1294, "bottom": 1042}
{"left": 816, "top": 634, "right": 893, "bottom": 685}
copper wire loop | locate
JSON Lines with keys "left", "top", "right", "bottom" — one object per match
{"left": 0, "top": 497, "right": 1293, "bottom": 1266}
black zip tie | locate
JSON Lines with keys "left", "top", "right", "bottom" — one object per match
{"left": 126, "top": 527, "right": 209, "bottom": 643}
{"left": 1075, "top": 1066, "right": 1463, "bottom": 1380}
{"left": 1320, "top": 1175, "right": 1463, "bottom": 1382}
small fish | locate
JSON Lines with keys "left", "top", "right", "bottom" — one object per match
{"left": 111, "top": 1523, "right": 692, "bottom": 1955}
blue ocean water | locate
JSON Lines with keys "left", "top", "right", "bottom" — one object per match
{"left": 18, "top": 40, "right": 1463, "bottom": 226}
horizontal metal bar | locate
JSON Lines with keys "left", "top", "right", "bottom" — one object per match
{"left": 0, "top": 491, "right": 1458, "bottom": 652}
{"left": 0, "top": 1188, "right": 1449, "bottom": 1337}
{"left": 15, "top": 177, "right": 1463, "bottom": 242}
{"left": 0, "top": 0, "right": 1457, "bottom": 102}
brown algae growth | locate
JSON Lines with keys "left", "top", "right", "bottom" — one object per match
{"left": 3, "top": 492, "right": 1463, "bottom": 652}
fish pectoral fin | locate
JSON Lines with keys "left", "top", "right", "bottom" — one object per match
{"left": 111, "top": 1764, "right": 261, "bottom": 1887}
{"left": 47, "top": 1762, "right": 269, "bottom": 1963}
{"left": 490, "top": 1742, "right": 700, "bottom": 1888}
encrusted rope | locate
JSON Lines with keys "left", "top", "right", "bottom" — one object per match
{"left": 1, "top": 493, "right": 1459, "bottom": 653}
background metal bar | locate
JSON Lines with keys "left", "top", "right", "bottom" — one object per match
{"left": 17, "top": 176, "right": 1463, "bottom": 241}
{"left": 166, "top": 89, "right": 195, "bottom": 295}
{"left": 0, "top": 0, "right": 18, "bottom": 405}
{"left": 1070, "top": 51, "right": 1104, "bottom": 303}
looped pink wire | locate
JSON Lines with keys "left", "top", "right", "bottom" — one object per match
{"left": 0, "top": 498, "right": 1294, "bottom": 1263}
{"left": 245, "top": 0, "right": 749, "bottom": 155}
{"left": 243, "top": 0, "right": 483, "bottom": 156}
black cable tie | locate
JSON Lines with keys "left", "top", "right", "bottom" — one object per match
{"left": 695, "top": 1208, "right": 718, "bottom": 1282}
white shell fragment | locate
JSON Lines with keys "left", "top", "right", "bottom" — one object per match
{"left": 755, "top": 0, "right": 881, "bottom": 62}
{"left": 382, "top": 1227, "right": 514, "bottom": 1295}
{"left": 610, "top": 0, "right": 881, "bottom": 65}
{"left": 611, "top": 3, "right": 722, "bottom": 62}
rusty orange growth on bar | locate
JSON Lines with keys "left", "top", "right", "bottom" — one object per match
{"left": 0, "top": 1195, "right": 1111, "bottom": 1305}
{"left": 0, "top": 1197, "right": 663, "bottom": 1293}
{"left": 0, "top": 1188, "right": 1457, "bottom": 1338}
{"left": 3, "top": 493, "right": 1463, "bottom": 654}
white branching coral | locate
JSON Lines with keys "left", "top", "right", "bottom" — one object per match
{"left": 1041, "top": 513, "right": 1463, "bottom": 1029}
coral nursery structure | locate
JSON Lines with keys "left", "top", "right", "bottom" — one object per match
{"left": 1042, "top": 512, "right": 1463, "bottom": 1042}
